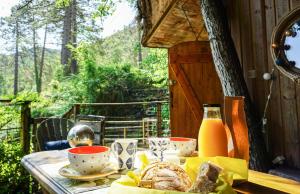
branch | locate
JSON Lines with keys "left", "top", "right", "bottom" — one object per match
{"left": 17, "top": 0, "right": 33, "bottom": 11}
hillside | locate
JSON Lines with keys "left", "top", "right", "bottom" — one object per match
{"left": 0, "top": 24, "right": 168, "bottom": 97}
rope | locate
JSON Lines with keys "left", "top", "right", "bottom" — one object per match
{"left": 261, "top": 68, "right": 275, "bottom": 151}
{"left": 262, "top": 68, "right": 275, "bottom": 128}
{"left": 180, "top": 5, "right": 201, "bottom": 41}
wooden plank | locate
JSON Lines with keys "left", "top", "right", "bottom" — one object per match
{"left": 247, "top": 170, "right": 300, "bottom": 194}
{"left": 264, "top": 0, "right": 284, "bottom": 157}
{"left": 234, "top": 182, "right": 286, "bottom": 194}
{"left": 228, "top": 0, "right": 242, "bottom": 63}
{"left": 287, "top": 0, "right": 300, "bottom": 168}
{"left": 239, "top": 0, "right": 254, "bottom": 100}
{"left": 142, "top": 0, "right": 180, "bottom": 46}
{"left": 249, "top": 0, "right": 268, "bottom": 117}
{"left": 225, "top": 0, "right": 300, "bottom": 168}
{"left": 290, "top": 0, "right": 300, "bottom": 170}
{"left": 290, "top": 0, "right": 300, "bottom": 8}
{"left": 143, "top": 0, "right": 209, "bottom": 48}
{"left": 280, "top": 75, "right": 300, "bottom": 168}
{"left": 169, "top": 53, "right": 212, "bottom": 64}
{"left": 170, "top": 62, "right": 202, "bottom": 122}
{"left": 170, "top": 69, "right": 199, "bottom": 139}
{"left": 275, "top": 0, "right": 300, "bottom": 168}
{"left": 148, "top": 0, "right": 175, "bottom": 31}
{"left": 156, "top": 102, "right": 163, "bottom": 137}
{"left": 168, "top": 41, "right": 223, "bottom": 140}
{"left": 75, "top": 101, "right": 168, "bottom": 106}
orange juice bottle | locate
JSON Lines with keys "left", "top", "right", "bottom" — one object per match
{"left": 198, "top": 104, "right": 228, "bottom": 157}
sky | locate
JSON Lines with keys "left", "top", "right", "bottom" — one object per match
{"left": 0, "top": 0, "right": 135, "bottom": 50}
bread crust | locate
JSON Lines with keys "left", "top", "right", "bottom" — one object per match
{"left": 139, "top": 162, "right": 192, "bottom": 192}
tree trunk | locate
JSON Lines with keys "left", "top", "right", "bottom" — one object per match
{"left": 200, "top": 0, "right": 270, "bottom": 171}
{"left": 37, "top": 24, "right": 48, "bottom": 93}
{"left": 61, "top": 2, "right": 72, "bottom": 75}
{"left": 70, "top": 0, "right": 77, "bottom": 74}
{"left": 61, "top": 0, "right": 77, "bottom": 75}
{"left": 14, "top": 19, "right": 19, "bottom": 96}
{"left": 137, "top": 26, "right": 143, "bottom": 67}
{"left": 32, "top": 25, "right": 39, "bottom": 93}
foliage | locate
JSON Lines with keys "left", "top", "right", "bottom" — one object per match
{"left": 0, "top": 104, "right": 20, "bottom": 140}
{"left": 97, "top": 24, "right": 141, "bottom": 66}
{"left": 141, "top": 48, "right": 168, "bottom": 87}
{"left": 38, "top": 42, "right": 159, "bottom": 116}
{"left": 0, "top": 1, "right": 170, "bottom": 193}
{"left": 0, "top": 140, "right": 26, "bottom": 193}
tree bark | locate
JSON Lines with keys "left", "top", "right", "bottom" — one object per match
{"left": 200, "top": 0, "right": 270, "bottom": 171}
{"left": 14, "top": 19, "right": 19, "bottom": 96}
{"left": 70, "top": 0, "right": 77, "bottom": 74}
{"left": 137, "top": 26, "right": 143, "bottom": 67}
{"left": 37, "top": 24, "right": 48, "bottom": 93}
{"left": 61, "top": 2, "right": 72, "bottom": 75}
{"left": 61, "top": 0, "right": 77, "bottom": 75}
{"left": 32, "top": 24, "right": 39, "bottom": 93}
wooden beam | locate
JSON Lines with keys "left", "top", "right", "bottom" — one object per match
{"left": 74, "top": 101, "right": 169, "bottom": 106}
{"left": 142, "top": 0, "right": 181, "bottom": 46}
{"left": 170, "top": 63, "right": 202, "bottom": 123}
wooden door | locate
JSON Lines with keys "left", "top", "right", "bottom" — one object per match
{"left": 169, "top": 41, "right": 223, "bottom": 139}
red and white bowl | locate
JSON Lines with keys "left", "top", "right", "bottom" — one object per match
{"left": 170, "top": 137, "right": 197, "bottom": 157}
{"left": 68, "top": 146, "right": 110, "bottom": 174}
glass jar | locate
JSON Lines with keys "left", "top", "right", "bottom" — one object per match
{"left": 198, "top": 104, "right": 228, "bottom": 157}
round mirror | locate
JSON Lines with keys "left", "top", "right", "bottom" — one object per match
{"left": 271, "top": 7, "right": 300, "bottom": 83}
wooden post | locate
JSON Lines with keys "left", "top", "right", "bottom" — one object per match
{"left": 124, "top": 127, "right": 127, "bottom": 138}
{"left": 101, "top": 120, "right": 106, "bottom": 145}
{"left": 142, "top": 118, "right": 145, "bottom": 144}
{"left": 156, "top": 103, "right": 162, "bottom": 137}
{"left": 20, "top": 101, "right": 31, "bottom": 193}
{"left": 73, "top": 104, "right": 80, "bottom": 121}
{"left": 32, "top": 121, "right": 37, "bottom": 152}
{"left": 20, "top": 101, "right": 31, "bottom": 154}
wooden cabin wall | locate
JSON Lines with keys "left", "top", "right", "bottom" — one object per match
{"left": 225, "top": 0, "right": 300, "bottom": 168}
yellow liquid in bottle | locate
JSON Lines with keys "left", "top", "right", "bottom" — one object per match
{"left": 198, "top": 118, "right": 228, "bottom": 157}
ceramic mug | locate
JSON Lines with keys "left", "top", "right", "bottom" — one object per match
{"left": 148, "top": 137, "right": 170, "bottom": 161}
{"left": 170, "top": 137, "right": 197, "bottom": 157}
{"left": 68, "top": 146, "right": 110, "bottom": 174}
{"left": 111, "top": 139, "right": 138, "bottom": 170}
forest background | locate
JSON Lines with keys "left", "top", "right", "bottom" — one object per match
{"left": 0, "top": 0, "right": 168, "bottom": 117}
{"left": 0, "top": 0, "right": 168, "bottom": 192}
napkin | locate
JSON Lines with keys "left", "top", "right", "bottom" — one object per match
{"left": 108, "top": 155, "right": 248, "bottom": 194}
{"left": 184, "top": 156, "right": 248, "bottom": 183}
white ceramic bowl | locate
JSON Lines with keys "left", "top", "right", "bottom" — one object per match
{"left": 170, "top": 137, "right": 197, "bottom": 157}
{"left": 148, "top": 137, "right": 170, "bottom": 161}
{"left": 68, "top": 146, "right": 110, "bottom": 174}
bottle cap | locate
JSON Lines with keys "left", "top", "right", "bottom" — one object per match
{"left": 203, "top": 104, "right": 221, "bottom": 107}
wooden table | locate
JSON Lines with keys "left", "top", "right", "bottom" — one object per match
{"left": 21, "top": 150, "right": 300, "bottom": 194}
{"left": 21, "top": 150, "right": 110, "bottom": 194}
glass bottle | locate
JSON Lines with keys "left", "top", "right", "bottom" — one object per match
{"left": 198, "top": 104, "right": 228, "bottom": 157}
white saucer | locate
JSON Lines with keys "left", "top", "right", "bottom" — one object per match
{"left": 59, "top": 164, "right": 119, "bottom": 181}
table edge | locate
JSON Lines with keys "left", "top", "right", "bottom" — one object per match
{"left": 21, "top": 155, "right": 71, "bottom": 194}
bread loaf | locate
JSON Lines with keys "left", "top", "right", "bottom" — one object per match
{"left": 138, "top": 162, "right": 192, "bottom": 192}
{"left": 188, "top": 162, "right": 222, "bottom": 193}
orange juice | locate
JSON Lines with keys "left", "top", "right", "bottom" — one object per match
{"left": 198, "top": 105, "right": 228, "bottom": 157}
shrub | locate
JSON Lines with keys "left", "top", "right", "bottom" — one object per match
{"left": 0, "top": 140, "right": 27, "bottom": 193}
